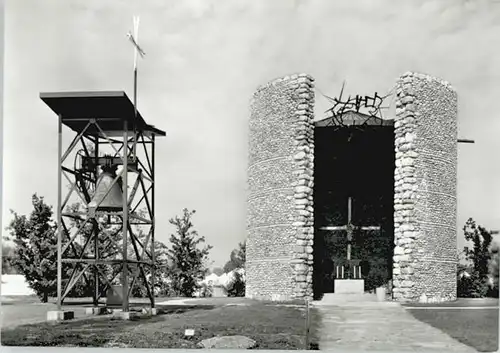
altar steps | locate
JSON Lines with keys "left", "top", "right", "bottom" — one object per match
{"left": 313, "top": 293, "right": 399, "bottom": 307}
{"left": 321, "top": 292, "right": 378, "bottom": 302}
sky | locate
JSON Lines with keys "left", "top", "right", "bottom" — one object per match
{"left": 2, "top": 0, "right": 500, "bottom": 267}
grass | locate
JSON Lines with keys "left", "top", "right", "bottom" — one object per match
{"left": 407, "top": 308, "right": 499, "bottom": 352}
{"left": 402, "top": 297, "right": 499, "bottom": 308}
{"left": 1, "top": 299, "right": 320, "bottom": 349}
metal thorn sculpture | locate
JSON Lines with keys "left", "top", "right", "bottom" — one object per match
{"left": 322, "top": 81, "right": 393, "bottom": 131}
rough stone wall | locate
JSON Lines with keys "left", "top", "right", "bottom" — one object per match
{"left": 246, "top": 74, "right": 315, "bottom": 301}
{"left": 393, "top": 72, "right": 458, "bottom": 303}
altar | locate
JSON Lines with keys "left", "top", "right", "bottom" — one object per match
{"left": 334, "top": 260, "right": 364, "bottom": 294}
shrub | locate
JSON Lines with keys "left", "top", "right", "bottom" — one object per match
{"left": 225, "top": 271, "right": 246, "bottom": 297}
{"left": 457, "top": 270, "right": 489, "bottom": 298}
{"left": 199, "top": 282, "right": 213, "bottom": 298}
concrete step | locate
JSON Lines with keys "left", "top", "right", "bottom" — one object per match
{"left": 321, "top": 292, "right": 379, "bottom": 302}
{"left": 313, "top": 293, "right": 399, "bottom": 307}
{"left": 313, "top": 301, "right": 401, "bottom": 308}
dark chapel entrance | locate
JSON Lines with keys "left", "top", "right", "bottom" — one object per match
{"left": 312, "top": 112, "right": 395, "bottom": 299}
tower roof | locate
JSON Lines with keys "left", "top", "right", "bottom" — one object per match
{"left": 40, "top": 90, "right": 166, "bottom": 137}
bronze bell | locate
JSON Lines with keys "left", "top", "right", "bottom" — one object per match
{"left": 88, "top": 165, "right": 123, "bottom": 213}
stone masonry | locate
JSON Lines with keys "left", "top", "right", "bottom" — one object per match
{"left": 392, "top": 72, "right": 458, "bottom": 303}
{"left": 246, "top": 72, "right": 458, "bottom": 303}
{"left": 246, "top": 74, "right": 315, "bottom": 301}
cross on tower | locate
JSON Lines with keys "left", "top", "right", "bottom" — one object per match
{"left": 127, "top": 16, "right": 146, "bottom": 160}
{"left": 320, "top": 197, "right": 380, "bottom": 278}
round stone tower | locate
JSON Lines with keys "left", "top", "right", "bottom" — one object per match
{"left": 246, "top": 74, "right": 315, "bottom": 301}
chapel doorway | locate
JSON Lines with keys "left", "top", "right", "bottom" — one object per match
{"left": 312, "top": 112, "right": 395, "bottom": 299}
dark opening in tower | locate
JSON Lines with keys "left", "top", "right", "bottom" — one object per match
{"left": 312, "top": 113, "right": 395, "bottom": 299}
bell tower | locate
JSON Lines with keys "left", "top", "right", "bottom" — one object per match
{"left": 40, "top": 91, "right": 165, "bottom": 317}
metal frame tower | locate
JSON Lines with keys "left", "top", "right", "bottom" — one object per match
{"left": 40, "top": 91, "right": 165, "bottom": 313}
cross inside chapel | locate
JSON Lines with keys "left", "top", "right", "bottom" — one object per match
{"left": 320, "top": 197, "right": 380, "bottom": 279}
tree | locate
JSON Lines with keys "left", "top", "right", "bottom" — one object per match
{"left": 2, "top": 242, "right": 17, "bottom": 274}
{"left": 166, "top": 209, "right": 212, "bottom": 297}
{"left": 223, "top": 241, "right": 246, "bottom": 274}
{"left": 7, "top": 195, "right": 57, "bottom": 302}
{"left": 463, "top": 218, "right": 492, "bottom": 280}
{"left": 222, "top": 242, "right": 246, "bottom": 297}
{"left": 458, "top": 218, "right": 493, "bottom": 298}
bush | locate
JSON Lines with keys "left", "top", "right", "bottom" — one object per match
{"left": 457, "top": 270, "right": 489, "bottom": 298}
{"left": 199, "top": 283, "right": 213, "bottom": 298}
{"left": 225, "top": 271, "right": 245, "bottom": 297}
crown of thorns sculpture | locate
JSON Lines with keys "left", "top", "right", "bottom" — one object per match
{"left": 322, "top": 81, "right": 393, "bottom": 130}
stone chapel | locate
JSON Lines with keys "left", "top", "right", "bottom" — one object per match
{"left": 246, "top": 72, "right": 458, "bottom": 303}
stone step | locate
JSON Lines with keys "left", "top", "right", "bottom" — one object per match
{"left": 320, "top": 293, "right": 379, "bottom": 302}
{"left": 313, "top": 293, "right": 401, "bottom": 307}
